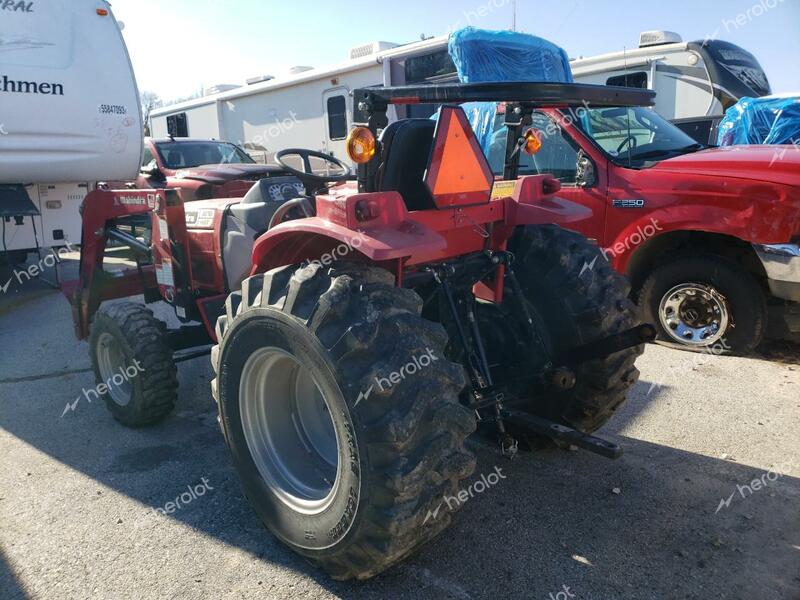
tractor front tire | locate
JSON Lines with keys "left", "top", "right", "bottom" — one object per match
{"left": 88, "top": 302, "right": 178, "bottom": 426}
{"left": 211, "top": 262, "right": 475, "bottom": 580}
{"left": 505, "top": 225, "right": 644, "bottom": 433}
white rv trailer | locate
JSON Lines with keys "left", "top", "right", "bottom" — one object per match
{"left": 148, "top": 36, "right": 456, "bottom": 163}
{"left": 149, "top": 30, "right": 770, "bottom": 163}
{"left": 0, "top": 0, "right": 142, "bottom": 261}
{"left": 570, "top": 31, "right": 771, "bottom": 143}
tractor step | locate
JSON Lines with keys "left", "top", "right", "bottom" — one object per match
{"left": 502, "top": 409, "right": 623, "bottom": 459}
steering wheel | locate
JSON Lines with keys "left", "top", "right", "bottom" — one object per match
{"left": 616, "top": 135, "right": 638, "bottom": 154}
{"left": 275, "top": 149, "right": 352, "bottom": 187}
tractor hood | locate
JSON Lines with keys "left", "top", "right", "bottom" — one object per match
{"left": 651, "top": 146, "right": 800, "bottom": 187}
{"left": 173, "top": 163, "right": 285, "bottom": 184}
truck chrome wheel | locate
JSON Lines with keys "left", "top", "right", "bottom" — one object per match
{"left": 239, "top": 347, "right": 340, "bottom": 515}
{"left": 95, "top": 332, "right": 132, "bottom": 406}
{"left": 658, "top": 283, "right": 729, "bottom": 346}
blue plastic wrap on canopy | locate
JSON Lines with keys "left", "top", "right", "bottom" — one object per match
{"left": 448, "top": 27, "right": 573, "bottom": 84}
{"left": 443, "top": 27, "right": 574, "bottom": 153}
{"left": 717, "top": 95, "right": 800, "bottom": 146}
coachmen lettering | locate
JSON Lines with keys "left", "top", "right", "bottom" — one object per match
{"left": 0, "top": 75, "right": 63, "bottom": 96}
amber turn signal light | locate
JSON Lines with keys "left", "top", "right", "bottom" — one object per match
{"left": 522, "top": 128, "right": 542, "bottom": 155}
{"left": 346, "top": 127, "right": 376, "bottom": 164}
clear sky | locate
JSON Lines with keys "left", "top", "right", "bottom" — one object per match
{"left": 111, "top": 0, "right": 800, "bottom": 102}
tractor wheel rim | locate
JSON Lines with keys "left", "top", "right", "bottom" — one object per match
{"left": 658, "top": 283, "right": 730, "bottom": 347}
{"left": 239, "top": 347, "right": 340, "bottom": 514}
{"left": 96, "top": 332, "right": 133, "bottom": 406}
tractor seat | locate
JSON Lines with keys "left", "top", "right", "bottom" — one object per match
{"left": 377, "top": 119, "right": 437, "bottom": 212}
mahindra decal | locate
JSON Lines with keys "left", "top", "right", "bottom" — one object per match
{"left": 1, "top": 1, "right": 33, "bottom": 12}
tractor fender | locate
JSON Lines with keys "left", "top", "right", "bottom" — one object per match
{"left": 250, "top": 215, "right": 447, "bottom": 275}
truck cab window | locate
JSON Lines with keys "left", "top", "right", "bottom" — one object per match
{"left": 327, "top": 96, "right": 347, "bottom": 140}
{"left": 141, "top": 147, "right": 155, "bottom": 168}
{"left": 487, "top": 111, "right": 580, "bottom": 184}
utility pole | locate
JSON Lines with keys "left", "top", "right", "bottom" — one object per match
{"left": 512, "top": 0, "right": 517, "bottom": 31}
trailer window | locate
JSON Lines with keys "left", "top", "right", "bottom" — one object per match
{"left": 166, "top": 113, "right": 189, "bottom": 137}
{"left": 606, "top": 72, "right": 648, "bottom": 89}
{"left": 327, "top": 96, "right": 347, "bottom": 140}
{"left": 405, "top": 50, "right": 457, "bottom": 84}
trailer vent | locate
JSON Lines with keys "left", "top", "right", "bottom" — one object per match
{"left": 348, "top": 41, "right": 399, "bottom": 60}
{"left": 639, "top": 30, "right": 682, "bottom": 48}
{"left": 288, "top": 66, "right": 314, "bottom": 75}
{"left": 246, "top": 75, "right": 275, "bottom": 85}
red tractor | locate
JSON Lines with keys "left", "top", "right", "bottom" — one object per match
{"left": 63, "top": 82, "right": 654, "bottom": 579}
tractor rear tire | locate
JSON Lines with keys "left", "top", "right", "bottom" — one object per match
{"left": 211, "top": 262, "right": 475, "bottom": 580}
{"left": 88, "top": 302, "right": 178, "bottom": 426}
{"left": 504, "top": 225, "right": 643, "bottom": 433}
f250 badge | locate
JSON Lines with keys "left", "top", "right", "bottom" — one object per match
{"left": 1, "top": 1, "right": 34, "bottom": 12}
{"left": 612, "top": 199, "right": 646, "bottom": 208}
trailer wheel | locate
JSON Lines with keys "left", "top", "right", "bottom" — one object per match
{"left": 211, "top": 262, "right": 475, "bottom": 580}
{"left": 638, "top": 255, "right": 767, "bottom": 354}
{"left": 88, "top": 302, "right": 178, "bottom": 426}
{"left": 499, "top": 225, "right": 643, "bottom": 433}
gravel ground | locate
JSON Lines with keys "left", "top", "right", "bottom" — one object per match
{"left": 1, "top": 258, "right": 798, "bottom": 600}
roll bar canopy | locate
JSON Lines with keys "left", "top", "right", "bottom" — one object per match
{"left": 353, "top": 82, "right": 656, "bottom": 192}
{"left": 353, "top": 81, "right": 655, "bottom": 113}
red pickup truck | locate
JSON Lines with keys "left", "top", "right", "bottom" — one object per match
{"left": 487, "top": 105, "right": 800, "bottom": 354}
{"left": 119, "top": 137, "right": 298, "bottom": 201}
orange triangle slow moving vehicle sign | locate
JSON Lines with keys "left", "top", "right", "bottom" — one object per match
{"left": 424, "top": 106, "right": 494, "bottom": 208}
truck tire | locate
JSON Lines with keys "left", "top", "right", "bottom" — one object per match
{"left": 88, "top": 302, "right": 178, "bottom": 426}
{"left": 211, "top": 262, "right": 476, "bottom": 580}
{"left": 638, "top": 255, "right": 767, "bottom": 355}
{"left": 498, "top": 225, "right": 643, "bottom": 433}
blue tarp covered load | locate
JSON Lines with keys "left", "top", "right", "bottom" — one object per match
{"left": 448, "top": 27, "right": 573, "bottom": 84}
{"left": 444, "top": 27, "right": 574, "bottom": 153}
{"left": 717, "top": 95, "right": 800, "bottom": 146}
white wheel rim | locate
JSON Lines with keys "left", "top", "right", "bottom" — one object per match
{"left": 239, "top": 347, "right": 341, "bottom": 514}
{"left": 95, "top": 332, "right": 133, "bottom": 406}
